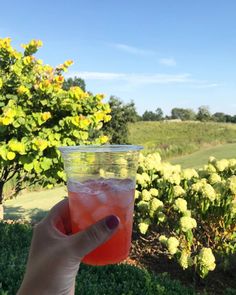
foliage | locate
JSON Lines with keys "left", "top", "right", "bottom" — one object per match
{"left": 171, "top": 108, "right": 196, "bottom": 121}
{"left": 142, "top": 108, "right": 164, "bottom": 121}
{"left": 134, "top": 153, "right": 236, "bottom": 278}
{"left": 63, "top": 76, "right": 86, "bottom": 92}
{"left": 0, "top": 38, "right": 111, "bottom": 202}
{"left": 0, "top": 222, "right": 195, "bottom": 295}
{"left": 196, "top": 106, "right": 212, "bottom": 122}
{"left": 128, "top": 121, "right": 236, "bottom": 157}
{"left": 103, "top": 96, "right": 139, "bottom": 144}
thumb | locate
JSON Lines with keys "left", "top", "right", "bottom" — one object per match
{"left": 71, "top": 215, "right": 120, "bottom": 258}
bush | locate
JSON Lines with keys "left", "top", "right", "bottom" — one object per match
{"left": 0, "top": 222, "right": 195, "bottom": 295}
{"left": 0, "top": 37, "right": 111, "bottom": 206}
{"left": 134, "top": 153, "right": 236, "bottom": 278}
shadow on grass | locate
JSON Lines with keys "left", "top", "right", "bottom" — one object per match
{"left": 4, "top": 206, "right": 48, "bottom": 223}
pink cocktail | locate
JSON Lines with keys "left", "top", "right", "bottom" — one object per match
{"left": 59, "top": 145, "right": 143, "bottom": 265}
{"left": 68, "top": 178, "right": 135, "bottom": 265}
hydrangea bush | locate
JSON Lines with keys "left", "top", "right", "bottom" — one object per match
{"left": 134, "top": 153, "right": 236, "bottom": 278}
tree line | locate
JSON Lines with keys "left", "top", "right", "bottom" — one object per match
{"left": 63, "top": 77, "right": 236, "bottom": 145}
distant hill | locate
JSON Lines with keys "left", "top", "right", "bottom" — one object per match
{"left": 128, "top": 121, "right": 236, "bottom": 158}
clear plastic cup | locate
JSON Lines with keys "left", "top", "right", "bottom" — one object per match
{"left": 59, "top": 144, "right": 143, "bottom": 265}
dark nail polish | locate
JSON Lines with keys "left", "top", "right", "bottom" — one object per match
{"left": 105, "top": 215, "right": 119, "bottom": 230}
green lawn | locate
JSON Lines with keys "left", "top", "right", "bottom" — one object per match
{"left": 4, "top": 186, "right": 67, "bottom": 222}
{"left": 170, "top": 142, "right": 236, "bottom": 168}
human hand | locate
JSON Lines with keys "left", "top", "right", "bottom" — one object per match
{"left": 17, "top": 199, "right": 119, "bottom": 295}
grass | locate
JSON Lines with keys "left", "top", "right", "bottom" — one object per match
{"left": 128, "top": 121, "right": 236, "bottom": 158}
{"left": 4, "top": 186, "right": 66, "bottom": 222}
{"left": 170, "top": 142, "right": 236, "bottom": 168}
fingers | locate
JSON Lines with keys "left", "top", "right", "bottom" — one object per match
{"left": 70, "top": 215, "right": 120, "bottom": 258}
{"left": 45, "top": 199, "right": 72, "bottom": 235}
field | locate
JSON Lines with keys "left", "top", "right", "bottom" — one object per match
{"left": 128, "top": 121, "right": 236, "bottom": 158}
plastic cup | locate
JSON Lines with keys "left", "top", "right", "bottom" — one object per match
{"left": 59, "top": 144, "right": 143, "bottom": 265}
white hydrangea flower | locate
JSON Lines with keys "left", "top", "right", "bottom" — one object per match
{"left": 150, "top": 198, "right": 163, "bottom": 212}
{"left": 167, "top": 237, "right": 179, "bottom": 255}
{"left": 168, "top": 173, "right": 181, "bottom": 185}
{"left": 138, "top": 219, "right": 150, "bottom": 235}
{"left": 159, "top": 235, "right": 168, "bottom": 245}
{"left": 175, "top": 198, "right": 187, "bottom": 213}
{"left": 204, "top": 164, "right": 217, "bottom": 173}
{"left": 228, "top": 159, "right": 236, "bottom": 167}
{"left": 208, "top": 173, "right": 221, "bottom": 184}
{"left": 141, "top": 189, "right": 152, "bottom": 201}
{"left": 180, "top": 216, "right": 197, "bottom": 232}
{"left": 173, "top": 185, "right": 186, "bottom": 197}
{"left": 182, "top": 168, "right": 199, "bottom": 180}
{"left": 179, "top": 250, "right": 192, "bottom": 270}
{"left": 115, "top": 157, "right": 128, "bottom": 166}
{"left": 150, "top": 188, "right": 159, "bottom": 196}
{"left": 144, "top": 153, "right": 161, "bottom": 170}
{"left": 202, "top": 183, "right": 216, "bottom": 202}
{"left": 215, "top": 159, "right": 229, "bottom": 172}
{"left": 198, "top": 248, "right": 216, "bottom": 271}
{"left": 208, "top": 156, "right": 216, "bottom": 164}
{"left": 227, "top": 175, "right": 236, "bottom": 195}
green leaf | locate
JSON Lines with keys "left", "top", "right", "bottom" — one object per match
{"left": 40, "top": 158, "right": 52, "bottom": 171}
{"left": 24, "top": 162, "right": 34, "bottom": 172}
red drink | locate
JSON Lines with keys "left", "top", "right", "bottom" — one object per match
{"left": 68, "top": 178, "right": 135, "bottom": 265}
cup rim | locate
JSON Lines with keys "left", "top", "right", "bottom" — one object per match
{"left": 59, "top": 144, "right": 143, "bottom": 154}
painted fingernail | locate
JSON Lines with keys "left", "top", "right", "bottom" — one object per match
{"left": 105, "top": 215, "right": 119, "bottom": 230}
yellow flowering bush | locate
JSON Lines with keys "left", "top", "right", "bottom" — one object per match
{"left": 0, "top": 38, "right": 111, "bottom": 205}
{"left": 134, "top": 152, "right": 236, "bottom": 278}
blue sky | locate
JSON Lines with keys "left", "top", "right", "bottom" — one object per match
{"left": 1, "top": 0, "right": 236, "bottom": 115}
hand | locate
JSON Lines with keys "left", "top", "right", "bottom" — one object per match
{"left": 17, "top": 199, "right": 119, "bottom": 295}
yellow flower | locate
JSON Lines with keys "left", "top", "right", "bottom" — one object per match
{"left": 33, "top": 138, "right": 48, "bottom": 152}
{"left": 7, "top": 151, "right": 16, "bottom": 160}
{"left": 41, "top": 112, "right": 52, "bottom": 121}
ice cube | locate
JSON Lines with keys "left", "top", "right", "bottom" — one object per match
{"left": 95, "top": 192, "right": 108, "bottom": 204}
{"left": 91, "top": 205, "right": 110, "bottom": 221}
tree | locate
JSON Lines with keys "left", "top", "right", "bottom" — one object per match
{"left": 155, "top": 108, "right": 164, "bottom": 121}
{"left": 0, "top": 38, "right": 111, "bottom": 218}
{"left": 142, "top": 108, "right": 164, "bottom": 121}
{"left": 196, "top": 106, "right": 212, "bottom": 122}
{"left": 171, "top": 108, "right": 196, "bottom": 121}
{"left": 63, "top": 76, "right": 86, "bottom": 92}
{"left": 103, "top": 96, "right": 139, "bottom": 144}
{"left": 212, "top": 112, "right": 226, "bottom": 122}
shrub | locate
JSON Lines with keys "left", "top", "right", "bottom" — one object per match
{"left": 0, "top": 37, "right": 111, "bottom": 210}
{"left": 134, "top": 153, "right": 236, "bottom": 278}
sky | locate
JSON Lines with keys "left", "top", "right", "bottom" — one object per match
{"left": 1, "top": 0, "right": 236, "bottom": 116}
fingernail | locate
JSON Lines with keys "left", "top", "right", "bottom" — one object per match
{"left": 105, "top": 215, "right": 119, "bottom": 230}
